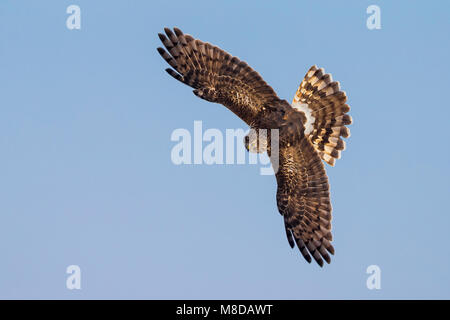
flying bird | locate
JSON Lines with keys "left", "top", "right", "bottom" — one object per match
{"left": 157, "top": 27, "right": 352, "bottom": 266}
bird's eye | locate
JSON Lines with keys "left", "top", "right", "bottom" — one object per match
{"left": 244, "top": 136, "right": 250, "bottom": 150}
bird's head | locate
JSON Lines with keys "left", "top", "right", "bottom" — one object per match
{"left": 244, "top": 134, "right": 251, "bottom": 152}
{"left": 244, "top": 130, "right": 268, "bottom": 153}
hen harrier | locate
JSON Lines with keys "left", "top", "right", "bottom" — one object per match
{"left": 157, "top": 27, "right": 352, "bottom": 266}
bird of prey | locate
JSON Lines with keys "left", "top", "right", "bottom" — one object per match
{"left": 157, "top": 27, "right": 352, "bottom": 267}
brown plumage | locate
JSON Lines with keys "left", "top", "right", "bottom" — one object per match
{"left": 157, "top": 27, "right": 352, "bottom": 266}
{"left": 292, "top": 66, "right": 352, "bottom": 166}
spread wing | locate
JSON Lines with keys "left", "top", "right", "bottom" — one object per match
{"left": 276, "top": 136, "right": 335, "bottom": 267}
{"left": 157, "top": 27, "right": 280, "bottom": 126}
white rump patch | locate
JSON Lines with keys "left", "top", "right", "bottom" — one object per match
{"left": 292, "top": 101, "right": 315, "bottom": 135}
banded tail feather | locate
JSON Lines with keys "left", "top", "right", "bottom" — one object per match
{"left": 292, "top": 65, "right": 352, "bottom": 166}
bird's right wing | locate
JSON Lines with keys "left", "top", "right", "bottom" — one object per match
{"left": 275, "top": 136, "right": 335, "bottom": 267}
{"left": 157, "top": 27, "right": 281, "bottom": 126}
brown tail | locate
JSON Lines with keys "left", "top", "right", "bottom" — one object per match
{"left": 292, "top": 66, "right": 352, "bottom": 166}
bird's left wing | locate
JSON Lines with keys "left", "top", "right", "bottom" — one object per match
{"left": 157, "top": 27, "right": 280, "bottom": 126}
{"left": 276, "top": 135, "right": 335, "bottom": 267}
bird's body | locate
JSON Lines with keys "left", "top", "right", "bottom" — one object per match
{"left": 157, "top": 27, "right": 352, "bottom": 267}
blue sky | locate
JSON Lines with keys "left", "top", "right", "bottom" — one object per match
{"left": 0, "top": 0, "right": 449, "bottom": 299}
